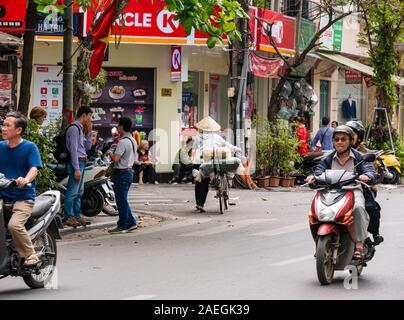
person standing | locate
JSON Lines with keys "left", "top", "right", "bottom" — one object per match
{"left": 296, "top": 117, "right": 309, "bottom": 155}
{"left": 0, "top": 112, "right": 43, "bottom": 266}
{"left": 63, "top": 106, "right": 93, "bottom": 227}
{"left": 311, "top": 116, "right": 334, "bottom": 151}
{"left": 106, "top": 117, "right": 138, "bottom": 234}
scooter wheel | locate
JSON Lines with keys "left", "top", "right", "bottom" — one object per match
{"left": 316, "top": 235, "right": 335, "bottom": 285}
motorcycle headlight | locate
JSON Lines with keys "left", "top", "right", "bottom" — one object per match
{"left": 318, "top": 208, "right": 337, "bottom": 222}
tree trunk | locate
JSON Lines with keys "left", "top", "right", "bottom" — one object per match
{"left": 17, "top": 0, "right": 37, "bottom": 116}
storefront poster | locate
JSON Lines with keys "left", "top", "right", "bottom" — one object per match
{"left": 90, "top": 67, "right": 155, "bottom": 138}
{"left": 32, "top": 65, "right": 63, "bottom": 125}
{"left": 249, "top": 52, "right": 284, "bottom": 78}
{"left": 319, "top": 14, "right": 343, "bottom": 52}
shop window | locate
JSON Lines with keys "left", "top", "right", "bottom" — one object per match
{"left": 181, "top": 71, "right": 200, "bottom": 129}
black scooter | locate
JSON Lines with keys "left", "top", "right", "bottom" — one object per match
{"left": 0, "top": 174, "right": 61, "bottom": 288}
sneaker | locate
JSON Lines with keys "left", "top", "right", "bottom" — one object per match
{"left": 373, "top": 234, "right": 384, "bottom": 245}
{"left": 77, "top": 217, "right": 91, "bottom": 226}
{"left": 108, "top": 227, "right": 128, "bottom": 234}
{"left": 127, "top": 224, "right": 138, "bottom": 232}
{"left": 64, "top": 216, "right": 80, "bottom": 227}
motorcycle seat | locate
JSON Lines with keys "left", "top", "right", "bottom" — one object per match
{"left": 31, "top": 195, "right": 56, "bottom": 218}
{"left": 46, "top": 163, "right": 67, "bottom": 177}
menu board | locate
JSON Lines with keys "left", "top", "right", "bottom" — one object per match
{"left": 90, "top": 67, "right": 155, "bottom": 139}
{"left": 0, "top": 74, "right": 13, "bottom": 111}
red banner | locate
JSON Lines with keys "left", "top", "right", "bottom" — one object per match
{"left": 84, "top": 0, "right": 214, "bottom": 45}
{"left": 345, "top": 70, "right": 362, "bottom": 84}
{"left": 0, "top": 0, "right": 26, "bottom": 35}
{"left": 249, "top": 6, "right": 295, "bottom": 56}
{"left": 249, "top": 52, "right": 284, "bottom": 78}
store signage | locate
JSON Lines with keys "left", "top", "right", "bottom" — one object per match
{"left": 171, "top": 46, "right": 182, "bottom": 81}
{"left": 345, "top": 70, "right": 362, "bottom": 84}
{"left": 249, "top": 52, "right": 284, "bottom": 78}
{"left": 83, "top": 0, "right": 215, "bottom": 46}
{"left": 32, "top": 65, "right": 63, "bottom": 126}
{"left": 36, "top": 13, "right": 79, "bottom": 36}
{"left": 364, "top": 75, "right": 374, "bottom": 88}
{"left": 319, "top": 14, "right": 343, "bottom": 52}
{"left": 249, "top": 7, "right": 295, "bottom": 56}
{"left": 0, "top": 0, "right": 26, "bottom": 35}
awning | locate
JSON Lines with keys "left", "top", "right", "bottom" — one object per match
{"left": 314, "top": 51, "right": 404, "bottom": 87}
{"left": 0, "top": 31, "right": 23, "bottom": 54}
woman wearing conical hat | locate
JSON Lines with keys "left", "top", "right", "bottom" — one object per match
{"left": 191, "top": 116, "right": 240, "bottom": 213}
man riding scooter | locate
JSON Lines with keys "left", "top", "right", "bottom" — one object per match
{"left": 345, "top": 120, "right": 384, "bottom": 245}
{"left": 306, "top": 125, "right": 378, "bottom": 260}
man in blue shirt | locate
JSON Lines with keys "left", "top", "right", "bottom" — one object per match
{"left": 64, "top": 106, "right": 93, "bottom": 227}
{"left": 0, "top": 112, "right": 43, "bottom": 267}
{"left": 311, "top": 116, "right": 334, "bottom": 151}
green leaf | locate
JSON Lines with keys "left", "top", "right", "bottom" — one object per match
{"left": 207, "top": 36, "right": 218, "bottom": 48}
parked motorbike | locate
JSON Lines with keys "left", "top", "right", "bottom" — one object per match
{"left": 46, "top": 159, "right": 118, "bottom": 218}
{"left": 0, "top": 174, "right": 61, "bottom": 288}
{"left": 295, "top": 151, "right": 332, "bottom": 185}
{"left": 307, "top": 153, "right": 379, "bottom": 285}
{"left": 378, "top": 150, "right": 401, "bottom": 184}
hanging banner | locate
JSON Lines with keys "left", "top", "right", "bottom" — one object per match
{"left": 364, "top": 75, "right": 374, "bottom": 88}
{"left": 345, "top": 70, "right": 362, "bottom": 84}
{"left": 32, "top": 65, "right": 63, "bottom": 125}
{"left": 0, "top": 0, "right": 26, "bottom": 35}
{"left": 249, "top": 52, "right": 284, "bottom": 78}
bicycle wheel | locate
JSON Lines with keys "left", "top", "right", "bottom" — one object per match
{"left": 216, "top": 175, "right": 225, "bottom": 214}
{"left": 222, "top": 174, "right": 229, "bottom": 210}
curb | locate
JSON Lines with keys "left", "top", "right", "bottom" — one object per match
{"left": 59, "top": 210, "right": 182, "bottom": 237}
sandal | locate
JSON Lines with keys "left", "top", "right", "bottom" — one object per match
{"left": 23, "top": 254, "right": 39, "bottom": 267}
{"left": 195, "top": 205, "right": 206, "bottom": 213}
{"left": 353, "top": 248, "right": 365, "bottom": 260}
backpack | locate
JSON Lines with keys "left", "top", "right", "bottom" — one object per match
{"left": 53, "top": 123, "right": 81, "bottom": 164}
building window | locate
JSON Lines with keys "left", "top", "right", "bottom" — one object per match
{"left": 181, "top": 71, "right": 200, "bottom": 129}
{"left": 283, "top": 0, "right": 310, "bottom": 19}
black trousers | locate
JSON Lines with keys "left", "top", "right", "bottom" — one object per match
{"left": 133, "top": 164, "right": 157, "bottom": 183}
{"left": 172, "top": 163, "right": 193, "bottom": 182}
{"left": 195, "top": 177, "right": 210, "bottom": 207}
{"left": 364, "top": 188, "right": 381, "bottom": 236}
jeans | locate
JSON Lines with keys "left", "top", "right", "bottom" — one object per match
{"left": 113, "top": 170, "right": 136, "bottom": 230}
{"left": 64, "top": 160, "right": 86, "bottom": 220}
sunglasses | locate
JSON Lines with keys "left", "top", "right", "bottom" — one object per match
{"left": 333, "top": 137, "right": 350, "bottom": 142}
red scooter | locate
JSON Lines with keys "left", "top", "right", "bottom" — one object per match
{"left": 308, "top": 153, "right": 379, "bottom": 285}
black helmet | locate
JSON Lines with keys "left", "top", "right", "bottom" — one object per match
{"left": 345, "top": 120, "right": 365, "bottom": 141}
{"left": 333, "top": 125, "right": 355, "bottom": 140}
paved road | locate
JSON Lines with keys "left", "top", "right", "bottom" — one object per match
{"left": 1, "top": 184, "right": 403, "bottom": 299}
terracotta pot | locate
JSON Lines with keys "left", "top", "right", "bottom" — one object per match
{"left": 289, "top": 177, "right": 296, "bottom": 187}
{"left": 269, "top": 176, "right": 280, "bottom": 187}
{"left": 280, "top": 177, "right": 292, "bottom": 187}
{"left": 257, "top": 176, "right": 270, "bottom": 188}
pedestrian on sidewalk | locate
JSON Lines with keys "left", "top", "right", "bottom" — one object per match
{"left": 106, "top": 117, "right": 138, "bottom": 234}
{"left": 311, "top": 116, "right": 334, "bottom": 151}
{"left": 63, "top": 106, "right": 93, "bottom": 227}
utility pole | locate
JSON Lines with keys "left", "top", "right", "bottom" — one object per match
{"left": 62, "top": 0, "right": 73, "bottom": 131}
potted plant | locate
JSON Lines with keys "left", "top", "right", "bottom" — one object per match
{"left": 253, "top": 117, "right": 272, "bottom": 188}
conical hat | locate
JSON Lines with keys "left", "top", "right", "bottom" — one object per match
{"left": 195, "top": 116, "right": 221, "bottom": 132}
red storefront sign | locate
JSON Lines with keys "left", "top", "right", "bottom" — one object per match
{"left": 364, "top": 75, "right": 374, "bottom": 88}
{"left": 345, "top": 70, "right": 362, "bottom": 84}
{"left": 83, "top": 0, "right": 215, "bottom": 46}
{"left": 249, "top": 52, "right": 284, "bottom": 78}
{"left": 0, "top": 0, "right": 26, "bottom": 35}
{"left": 249, "top": 7, "right": 295, "bottom": 56}
{"left": 170, "top": 46, "right": 181, "bottom": 81}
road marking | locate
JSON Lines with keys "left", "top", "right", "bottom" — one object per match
{"left": 269, "top": 255, "right": 314, "bottom": 267}
{"left": 178, "top": 219, "right": 277, "bottom": 237}
{"left": 251, "top": 223, "right": 307, "bottom": 237}
{"left": 123, "top": 294, "right": 156, "bottom": 300}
